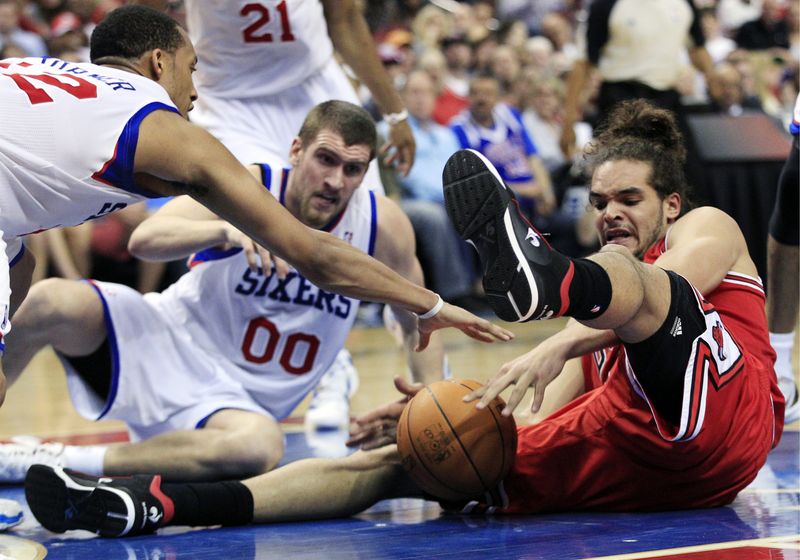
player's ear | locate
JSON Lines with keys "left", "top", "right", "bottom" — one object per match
{"left": 288, "top": 137, "right": 302, "bottom": 165}
{"left": 147, "top": 49, "right": 165, "bottom": 79}
{"left": 664, "top": 192, "right": 681, "bottom": 222}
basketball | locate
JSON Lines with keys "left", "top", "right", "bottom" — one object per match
{"left": 396, "top": 379, "right": 517, "bottom": 502}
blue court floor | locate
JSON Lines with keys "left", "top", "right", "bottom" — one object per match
{"left": 1, "top": 427, "right": 798, "bottom": 560}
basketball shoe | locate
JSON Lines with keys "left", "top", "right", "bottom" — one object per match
{"left": 443, "top": 149, "right": 572, "bottom": 322}
{"left": 25, "top": 465, "right": 174, "bottom": 537}
{"left": 780, "top": 379, "right": 800, "bottom": 424}
{"left": 305, "top": 349, "right": 359, "bottom": 430}
{"left": 0, "top": 436, "right": 64, "bottom": 483}
{"left": 0, "top": 498, "right": 23, "bottom": 530}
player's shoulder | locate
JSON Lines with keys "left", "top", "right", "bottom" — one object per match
{"left": 670, "top": 206, "right": 742, "bottom": 242}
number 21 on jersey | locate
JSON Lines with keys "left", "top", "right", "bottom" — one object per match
{"left": 240, "top": 1, "right": 296, "bottom": 43}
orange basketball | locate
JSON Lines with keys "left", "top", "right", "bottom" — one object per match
{"left": 396, "top": 378, "right": 517, "bottom": 502}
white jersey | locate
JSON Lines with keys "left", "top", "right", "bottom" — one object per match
{"left": 145, "top": 162, "right": 377, "bottom": 419}
{"left": 185, "top": 0, "right": 333, "bottom": 98}
{"left": 0, "top": 57, "right": 179, "bottom": 239}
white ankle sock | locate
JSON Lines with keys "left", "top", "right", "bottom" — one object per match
{"left": 769, "top": 331, "right": 797, "bottom": 384}
{"left": 61, "top": 445, "right": 108, "bottom": 475}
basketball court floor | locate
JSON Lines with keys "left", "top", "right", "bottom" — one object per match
{"left": 0, "top": 319, "right": 797, "bottom": 559}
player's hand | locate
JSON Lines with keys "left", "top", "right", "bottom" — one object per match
{"left": 559, "top": 125, "right": 576, "bottom": 160}
{"left": 224, "top": 224, "right": 290, "bottom": 278}
{"left": 416, "top": 302, "right": 513, "bottom": 351}
{"left": 380, "top": 120, "right": 416, "bottom": 177}
{"left": 464, "top": 337, "right": 569, "bottom": 416}
{"left": 347, "top": 376, "right": 424, "bottom": 450}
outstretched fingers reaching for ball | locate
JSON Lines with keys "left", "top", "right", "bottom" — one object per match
{"left": 347, "top": 376, "right": 424, "bottom": 450}
{"left": 416, "top": 302, "right": 514, "bottom": 351}
{"left": 465, "top": 336, "right": 570, "bottom": 416}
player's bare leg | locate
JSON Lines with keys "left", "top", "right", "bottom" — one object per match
{"left": 3, "top": 278, "right": 105, "bottom": 385}
{"left": 245, "top": 445, "right": 416, "bottom": 523}
{"left": 103, "top": 409, "right": 284, "bottom": 481}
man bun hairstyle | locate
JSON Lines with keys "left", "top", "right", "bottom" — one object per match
{"left": 298, "top": 100, "right": 377, "bottom": 161}
{"left": 90, "top": 5, "right": 184, "bottom": 63}
{"left": 585, "top": 99, "right": 693, "bottom": 213}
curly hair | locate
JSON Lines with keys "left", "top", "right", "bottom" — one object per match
{"left": 584, "top": 100, "right": 693, "bottom": 214}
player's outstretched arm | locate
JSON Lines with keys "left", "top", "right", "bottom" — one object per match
{"left": 133, "top": 111, "right": 512, "bottom": 342}
{"left": 466, "top": 320, "right": 617, "bottom": 416}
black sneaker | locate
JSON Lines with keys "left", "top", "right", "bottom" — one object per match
{"left": 25, "top": 465, "right": 174, "bottom": 537}
{"left": 443, "top": 149, "right": 572, "bottom": 322}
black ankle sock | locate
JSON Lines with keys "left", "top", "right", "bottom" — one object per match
{"left": 161, "top": 480, "right": 254, "bottom": 527}
{"left": 564, "top": 258, "right": 612, "bottom": 320}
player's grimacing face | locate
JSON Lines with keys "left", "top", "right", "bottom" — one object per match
{"left": 589, "top": 160, "right": 679, "bottom": 259}
{"left": 286, "top": 130, "right": 371, "bottom": 229}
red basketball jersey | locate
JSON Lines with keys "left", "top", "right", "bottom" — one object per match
{"left": 498, "top": 237, "right": 784, "bottom": 514}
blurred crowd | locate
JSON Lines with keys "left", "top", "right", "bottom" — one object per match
{"left": 2, "top": 0, "right": 798, "bottom": 307}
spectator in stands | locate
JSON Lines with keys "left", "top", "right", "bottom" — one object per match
{"left": 735, "top": 0, "right": 791, "bottom": 51}
{"left": 451, "top": 74, "right": 556, "bottom": 219}
{"left": 709, "top": 62, "right": 765, "bottom": 116}
{"left": 380, "top": 69, "right": 479, "bottom": 309}
{"left": 0, "top": 0, "right": 47, "bottom": 57}
{"left": 432, "top": 34, "right": 473, "bottom": 125}
{"left": 559, "top": 0, "right": 719, "bottom": 158}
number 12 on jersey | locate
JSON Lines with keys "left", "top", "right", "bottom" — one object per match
{"left": 241, "top": 1, "right": 296, "bottom": 43}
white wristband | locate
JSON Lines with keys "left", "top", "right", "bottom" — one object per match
{"left": 383, "top": 109, "right": 408, "bottom": 126}
{"left": 417, "top": 294, "right": 444, "bottom": 320}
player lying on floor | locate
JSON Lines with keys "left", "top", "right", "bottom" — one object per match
{"left": 2, "top": 101, "right": 454, "bottom": 482}
{"left": 23, "top": 100, "right": 784, "bottom": 536}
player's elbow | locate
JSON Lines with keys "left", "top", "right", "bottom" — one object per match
{"left": 127, "top": 225, "right": 165, "bottom": 261}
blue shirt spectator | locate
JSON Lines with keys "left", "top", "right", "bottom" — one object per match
{"left": 449, "top": 74, "right": 556, "bottom": 216}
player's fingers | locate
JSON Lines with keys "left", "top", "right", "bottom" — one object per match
{"left": 530, "top": 381, "right": 546, "bottom": 414}
{"left": 394, "top": 376, "right": 424, "bottom": 397}
{"left": 243, "top": 240, "right": 259, "bottom": 272}
{"left": 415, "top": 329, "right": 431, "bottom": 351}
{"left": 256, "top": 246, "right": 272, "bottom": 275}
{"left": 504, "top": 381, "right": 530, "bottom": 416}
{"left": 463, "top": 383, "right": 487, "bottom": 402}
{"left": 476, "top": 375, "right": 507, "bottom": 409}
{"left": 474, "top": 320, "right": 514, "bottom": 341}
{"left": 274, "top": 256, "right": 290, "bottom": 279}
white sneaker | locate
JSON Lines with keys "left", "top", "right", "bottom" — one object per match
{"left": 0, "top": 498, "right": 23, "bottom": 530}
{"left": 0, "top": 437, "right": 64, "bottom": 483}
{"left": 779, "top": 378, "right": 800, "bottom": 424}
{"left": 305, "top": 349, "right": 359, "bottom": 430}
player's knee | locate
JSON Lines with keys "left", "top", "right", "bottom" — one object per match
{"left": 207, "top": 427, "right": 284, "bottom": 478}
{"left": 21, "top": 279, "right": 98, "bottom": 326}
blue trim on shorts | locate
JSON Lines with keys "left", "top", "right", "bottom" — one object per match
{"left": 368, "top": 190, "right": 377, "bottom": 256}
{"left": 8, "top": 243, "right": 25, "bottom": 267}
{"left": 194, "top": 407, "right": 262, "bottom": 429}
{"left": 84, "top": 280, "right": 121, "bottom": 420}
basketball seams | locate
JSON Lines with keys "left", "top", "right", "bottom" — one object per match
{"left": 431, "top": 384, "right": 492, "bottom": 492}
{"left": 485, "top": 399, "right": 514, "bottom": 480}
{"left": 406, "top": 386, "right": 477, "bottom": 499}
{"left": 398, "top": 379, "right": 516, "bottom": 501}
